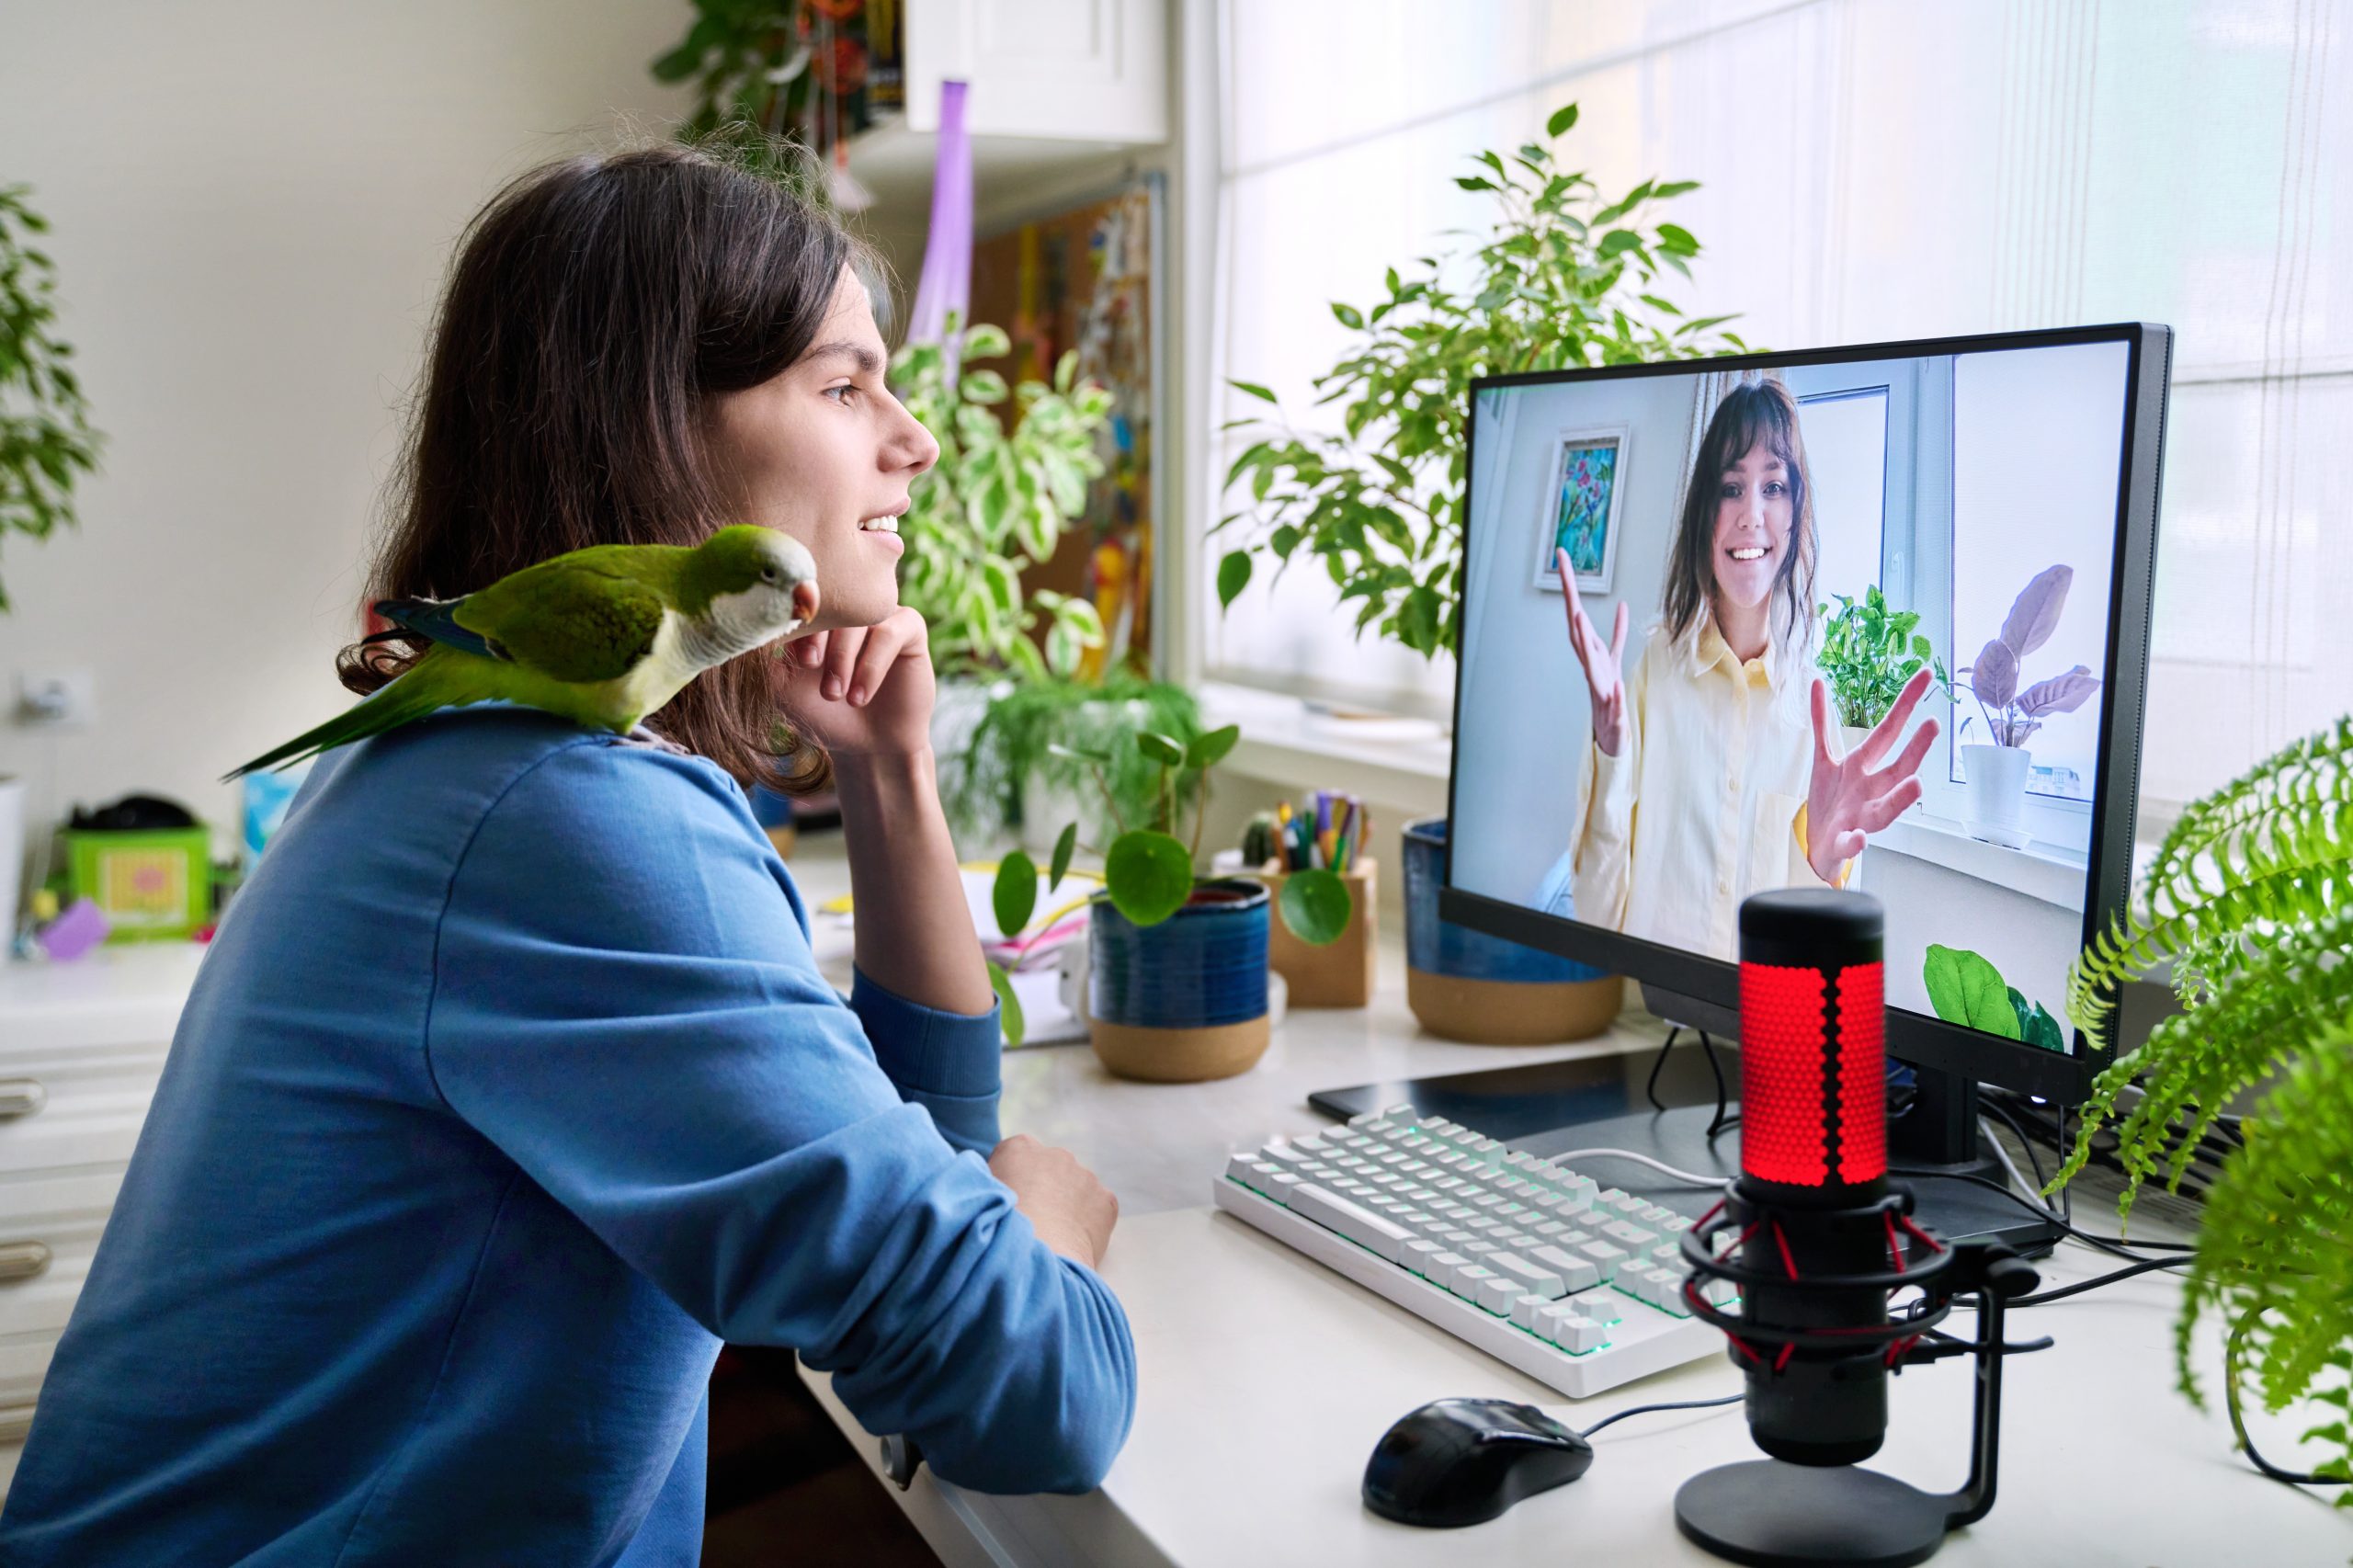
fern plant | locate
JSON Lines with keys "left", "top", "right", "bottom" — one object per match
{"left": 2055, "top": 714, "right": 2353, "bottom": 1492}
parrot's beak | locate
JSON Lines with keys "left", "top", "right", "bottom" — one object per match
{"left": 769, "top": 579, "right": 823, "bottom": 658}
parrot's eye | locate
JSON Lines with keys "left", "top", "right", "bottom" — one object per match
{"left": 761, "top": 567, "right": 778, "bottom": 583}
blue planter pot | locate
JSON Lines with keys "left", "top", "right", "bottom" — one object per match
{"left": 1403, "top": 817, "right": 1622, "bottom": 1043}
{"left": 1088, "top": 879, "right": 1273, "bottom": 1081}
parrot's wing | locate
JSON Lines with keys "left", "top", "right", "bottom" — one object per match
{"left": 373, "top": 595, "right": 506, "bottom": 662}
{"left": 224, "top": 646, "right": 500, "bottom": 780}
{"left": 454, "top": 560, "right": 666, "bottom": 685}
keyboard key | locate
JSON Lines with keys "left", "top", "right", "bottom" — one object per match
{"left": 1483, "top": 1252, "right": 1566, "bottom": 1299}
{"left": 1531, "top": 1221, "right": 1572, "bottom": 1241}
{"left": 1289, "top": 1183, "right": 1414, "bottom": 1263}
{"left": 1603, "top": 1219, "right": 1658, "bottom": 1248}
{"left": 1529, "top": 1245, "right": 1602, "bottom": 1294}
{"left": 1427, "top": 1250, "right": 1471, "bottom": 1284}
{"left": 1512, "top": 1294, "right": 1554, "bottom": 1332}
{"left": 1575, "top": 1241, "right": 1627, "bottom": 1280}
{"left": 1475, "top": 1275, "right": 1525, "bottom": 1314}
{"left": 1452, "top": 1264, "right": 1502, "bottom": 1301}
{"left": 1347, "top": 1109, "right": 1384, "bottom": 1127}
{"left": 1494, "top": 1231, "right": 1541, "bottom": 1250}
{"left": 1402, "top": 1239, "right": 1447, "bottom": 1276}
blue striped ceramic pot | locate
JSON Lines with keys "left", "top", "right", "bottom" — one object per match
{"left": 1087, "top": 878, "right": 1272, "bottom": 1082}
{"left": 1403, "top": 817, "right": 1623, "bottom": 1043}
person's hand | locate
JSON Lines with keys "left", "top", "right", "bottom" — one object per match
{"left": 1558, "top": 547, "right": 1631, "bottom": 756}
{"left": 989, "top": 1134, "right": 1119, "bottom": 1269}
{"left": 767, "top": 607, "right": 937, "bottom": 762}
{"left": 1805, "top": 666, "right": 1940, "bottom": 884}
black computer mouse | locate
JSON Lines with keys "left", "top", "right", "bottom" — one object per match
{"left": 1362, "top": 1397, "right": 1595, "bottom": 1528}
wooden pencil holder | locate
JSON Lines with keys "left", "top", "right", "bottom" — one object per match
{"left": 1257, "top": 858, "right": 1378, "bottom": 1008}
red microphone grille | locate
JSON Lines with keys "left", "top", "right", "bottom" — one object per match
{"left": 1736, "top": 890, "right": 1887, "bottom": 1192}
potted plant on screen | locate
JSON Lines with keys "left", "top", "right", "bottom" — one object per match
{"left": 1211, "top": 102, "right": 1751, "bottom": 1044}
{"left": 1957, "top": 564, "right": 2100, "bottom": 848}
{"left": 987, "top": 725, "right": 1350, "bottom": 1082}
{"left": 2053, "top": 715, "right": 2352, "bottom": 1492}
{"left": 1, "top": 185, "right": 104, "bottom": 946}
{"left": 1817, "top": 586, "right": 1949, "bottom": 758}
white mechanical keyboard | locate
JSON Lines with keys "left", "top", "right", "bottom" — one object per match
{"left": 1212, "top": 1105, "right": 1734, "bottom": 1397}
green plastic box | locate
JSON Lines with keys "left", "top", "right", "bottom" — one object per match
{"left": 64, "top": 826, "right": 212, "bottom": 942}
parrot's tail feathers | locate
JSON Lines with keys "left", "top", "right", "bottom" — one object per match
{"left": 372, "top": 596, "right": 506, "bottom": 663}
{"left": 222, "top": 659, "right": 465, "bottom": 782}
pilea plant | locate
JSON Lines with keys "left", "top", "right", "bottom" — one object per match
{"left": 985, "top": 724, "right": 1350, "bottom": 1045}
{"left": 1958, "top": 564, "right": 2100, "bottom": 749}
{"left": 2055, "top": 715, "right": 2353, "bottom": 1494}
{"left": 1213, "top": 102, "right": 1750, "bottom": 659}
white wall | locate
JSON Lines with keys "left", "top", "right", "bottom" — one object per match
{"left": 0, "top": 0, "right": 690, "bottom": 852}
{"left": 1451, "top": 373, "right": 1693, "bottom": 905}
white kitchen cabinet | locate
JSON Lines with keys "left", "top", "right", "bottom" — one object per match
{"left": 904, "top": 0, "right": 1167, "bottom": 144}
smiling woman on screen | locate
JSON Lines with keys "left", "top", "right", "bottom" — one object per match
{"left": 1558, "top": 378, "right": 1938, "bottom": 961}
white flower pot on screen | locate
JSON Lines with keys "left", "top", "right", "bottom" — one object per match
{"left": 1962, "top": 744, "right": 2032, "bottom": 849}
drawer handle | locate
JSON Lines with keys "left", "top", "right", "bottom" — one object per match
{"left": 0, "top": 1241, "right": 52, "bottom": 1281}
{"left": 0, "top": 1079, "right": 45, "bottom": 1119}
{"left": 0, "top": 1404, "right": 33, "bottom": 1442}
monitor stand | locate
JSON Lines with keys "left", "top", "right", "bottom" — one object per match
{"left": 1307, "top": 985, "right": 2059, "bottom": 1256}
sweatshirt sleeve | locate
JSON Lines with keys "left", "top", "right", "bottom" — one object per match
{"left": 423, "top": 740, "right": 1135, "bottom": 1494}
{"left": 1570, "top": 639, "right": 1646, "bottom": 932}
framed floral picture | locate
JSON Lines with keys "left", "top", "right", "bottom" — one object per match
{"left": 1533, "top": 426, "right": 1629, "bottom": 595}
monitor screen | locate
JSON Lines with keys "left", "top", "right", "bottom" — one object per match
{"left": 1449, "top": 330, "right": 2163, "bottom": 1069}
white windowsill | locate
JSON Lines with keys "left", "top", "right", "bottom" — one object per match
{"left": 1199, "top": 683, "right": 1452, "bottom": 816}
{"left": 1870, "top": 813, "right": 2087, "bottom": 909}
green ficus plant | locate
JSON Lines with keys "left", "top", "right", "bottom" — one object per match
{"left": 2055, "top": 715, "right": 2353, "bottom": 1494}
{"left": 1817, "top": 587, "right": 1949, "bottom": 730}
{"left": 1213, "top": 102, "right": 1749, "bottom": 657}
{"left": 892, "top": 325, "right": 1113, "bottom": 680}
{"left": 0, "top": 184, "right": 102, "bottom": 611}
{"left": 985, "top": 724, "right": 1351, "bottom": 1045}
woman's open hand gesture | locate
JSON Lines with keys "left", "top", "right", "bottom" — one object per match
{"left": 1804, "top": 666, "right": 1940, "bottom": 884}
{"left": 1558, "top": 547, "right": 1631, "bottom": 756}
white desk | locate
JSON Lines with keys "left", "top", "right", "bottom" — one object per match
{"left": 784, "top": 839, "right": 2353, "bottom": 1566}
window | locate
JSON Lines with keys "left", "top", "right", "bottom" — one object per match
{"left": 1192, "top": 0, "right": 2351, "bottom": 819}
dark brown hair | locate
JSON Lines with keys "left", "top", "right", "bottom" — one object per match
{"left": 1661, "top": 378, "right": 1820, "bottom": 670}
{"left": 341, "top": 138, "right": 869, "bottom": 792}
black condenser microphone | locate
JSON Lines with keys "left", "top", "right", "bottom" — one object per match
{"left": 1732, "top": 888, "right": 1891, "bottom": 1468}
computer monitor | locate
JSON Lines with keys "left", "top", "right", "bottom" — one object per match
{"left": 1438, "top": 324, "right": 2170, "bottom": 1222}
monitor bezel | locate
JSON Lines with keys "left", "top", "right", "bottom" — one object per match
{"left": 1440, "top": 321, "right": 2171, "bottom": 1104}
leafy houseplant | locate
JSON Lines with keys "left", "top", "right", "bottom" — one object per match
{"left": 2054, "top": 716, "right": 2353, "bottom": 1494}
{"left": 1818, "top": 587, "right": 1949, "bottom": 730}
{"left": 1956, "top": 564, "right": 2101, "bottom": 846}
{"left": 941, "top": 670, "right": 1200, "bottom": 849}
{"left": 892, "top": 327, "right": 1113, "bottom": 681}
{"left": 1920, "top": 943, "right": 2065, "bottom": 1053}
{"left": 1, "top": 185, "right": 102, "bottom": 611}
{"left": 986, "top": 725, "right": 1351, "bottom": 1050}
{"left": 649, "top": 1, "right": 892, "bottom": 172}
{"left": 1213, "top": 102, "right": 1751, "bottom": 659}
{"left": 1957, "top": 564, "right": 2101, "bottom": 750}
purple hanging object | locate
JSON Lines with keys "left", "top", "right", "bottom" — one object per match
{"left": 906, "top": 79, "right": 973, "bottom": 367}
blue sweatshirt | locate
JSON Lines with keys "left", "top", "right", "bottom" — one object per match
{"left": 0, "top": 709, "right": 1135, "bottom": 1567}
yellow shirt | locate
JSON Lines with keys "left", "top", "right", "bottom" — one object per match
{"left": 1571, "top": 619, "right": 1835, "bottom": 963}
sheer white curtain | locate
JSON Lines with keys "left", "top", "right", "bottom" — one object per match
{"left": 1201, "top": 0, "right": 2349, "bottom": 816}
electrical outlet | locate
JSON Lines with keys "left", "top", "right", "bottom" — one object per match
{"left": 15, "top": 668, "right": 96, "bottom": 728}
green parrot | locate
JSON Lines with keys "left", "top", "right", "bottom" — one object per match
{"left": 226, "top": 525, "right": 820, "bottom": 779}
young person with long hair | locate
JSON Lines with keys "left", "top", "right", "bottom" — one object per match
{"left": 1559, "top": 379, "right": 1938, "bottom": 960}
{"left": 0, "top": 142, "right": 1134, "bottom": 1566}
